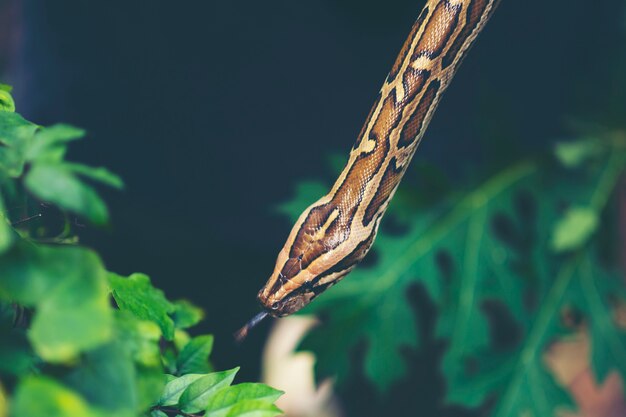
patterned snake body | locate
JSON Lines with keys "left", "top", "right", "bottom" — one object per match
{"left": 248, "top": 0, "right": 501, "bottom": 326}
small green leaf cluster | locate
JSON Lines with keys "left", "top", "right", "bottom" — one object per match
{"left": 0, "top": 89, "right": 282, "bottom": 417}
{"left": 282, "top": 134, "right": 626, "bottom": 415}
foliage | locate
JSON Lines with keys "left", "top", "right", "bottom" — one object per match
{"left": 0, "top": 89, "right": 283, "bottom": 417}
{"left": 281, "top": 132, "right": 626, "bottom": 415}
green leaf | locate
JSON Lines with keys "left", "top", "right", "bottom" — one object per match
{"left": 0, "top": 322, "right": 36, "bottom": 375}
{"left": 0, "top": 302, "right": 36, "bottom": 375}
{"left": 551, "top": 206, "right": 599, "bottom": 252}
{"left": 172, "top": 299, "right": 205, "bottom": 329}
{"left": 0, "top": 194, "right": 15, "bottom": 254}
{"left": 294, "top": 143, "right": 626, "bottom": 414}
{"left": 0, "top": 112, "right": 38, "bottom": 177}
{"left": 223, "top": 400, "right": 282, "bottom": 417}
{"left": 575, "top": 258, "right": 626, "bottom": 383}
{"left": 25, "top": 124, "right": 85, "bottom": 162}
{"left": 159, "top": 373, "right": 206, "bottom": 406}
{"left": 150, "top": 411, "right": 168, "bottom": 417}
{"left": 0, "top": 89, "right": 15, "bottom": 113}
{"left": 70, "top": 312, "right": 165, "bottom": 412}
{"left": 0, "top": 112, "right": 36, "bottom": 146}
{"left": 11, "top": 376, "right": 105, "bottom": 417}
{"left": 179, "top": 368, "right": 239, "bottom": 413}
{"left": 0, "top": 242, "right": 112, "bottom": 362}
{"left": 0, "top": 383, "right": 6, "bottom": 417}
{"left": 109, "top": 273, "right": 176, "bottom": 340}
{"left": 176, "top": 335, "right": 214, "bottom": 375}
{"left": 25, "top": 163, "right": 109, "bottom": 225}
{"left": 300, "top": 162, "right": 537, "bottom": 391}
{"left": 65, "top": 342, "right": 137, "bottom": 414}
{"left": 63, "top": 163, "right": 124, "bottom": 189}
{"left": 205, "top": 384, "right": 283, "bottom": 417}
{"left": 554, "top": 139, "right": 603, "bottom": 168}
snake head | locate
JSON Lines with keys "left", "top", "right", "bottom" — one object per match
{"left": 257, "top": 202, "right": 374, "bottom": 317}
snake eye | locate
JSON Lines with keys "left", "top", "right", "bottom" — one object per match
{"left": 271, "top": 302, "right": 279, "bottom": 310}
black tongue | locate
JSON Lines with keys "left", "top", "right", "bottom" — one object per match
{"left": 233, "top": 311, "right": 268, "bottom": 343}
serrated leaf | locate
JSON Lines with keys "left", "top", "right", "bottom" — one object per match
{"left": 25, "top": 163, "right": 109, "bottom": 225}
{"left": 223, "top": 400, "right": 282, "bottom": 417}
{"left": 11, "top": 376, "right": 105, "bottom": 417}
{"left": 205, "top": 383, "right": 283, "bottom": 417}
{"left": 159, "top": 373, "right": 206, "bottom": 406}
{"left": 179, "top": 368, "right": 239, "bottom": 413}
{"left": 109, "top": 273, "right": 176, "bottom": 340}
{"left": 0, "top": 242, "right": 112, "bottom": 362}
{"left": 300, "top": 162, "right": 537, "bottom": 391}
{"left": 551, "top": 206, "right": 599, "bottom": 252}
{"left": 574, "top": 258, "right": 626, "bottom": 383}
{"left": 176, "top": 335, "right": 214, "bottom": 375}
{"left": 277, "top": 148, "right": 626, "bottom": 416}
{"left": 172, "top": 299, "right": 205, "bottom": 329}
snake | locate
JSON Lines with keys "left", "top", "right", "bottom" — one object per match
{"left": 236, "top": 0, "right": 501, "bottom": 339}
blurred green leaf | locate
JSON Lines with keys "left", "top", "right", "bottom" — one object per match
{"left": 159, "top": 374, "right": 206, "bottom": 406}
{"left": 574, "top": 258, "right": 626, "bottom": 384}
{"left": 0, "top": 89, "right": 15, "bottom": 113}
{"left": 172, "top": 299, "right": 205, "bottom": 329}
{"left": 176, "top": 334, "right": 214, "bottom": 375}
{"left": 0, "top": 195, "right": 15, "bottom": 254}
{"left": 65, "top": 342, "right": 137, "bottom": 414}
{"left": 0, "top": 321, "right": 36, "bottom": 375}
{"left": 25, "top": 163, "right": 109, "bottom": 225}
{"left": 0, "top": 383, "right": 6, "bottom": 417}
{"left": 0, "top": 112, "right": 36, "bottom": 147}
{"left": 179, "top": 368, "right": 239, "bottom": 413}
{"left": 11, "top": 377, "right": 105, "bottom": 417}
{"left": 554, "top": 139, "right": 603, "bottom": 168}
{"left": 63, "top": 163, "right": 124, "bottom": 190}
{"left": 0, "top": 242, "right": 112, "bottom": 362}
{"left": 25, "top": 124, "right": 85, "bottom": 162}
{"left": 291, "top": 140, "right": 626, "bottom": 417}
{"left": 0, "top": 112, "right": 37, "bottom": 177}
{"left": 223, "top": 400, "right": 282, "bottom": 417}
{"left": 299, "top": 162, "right": 537, "bottom": 391}
{"left": 205, "top": 384, "right": 283, "bottom": 417}
{"left": 109, "top": 273, "right": 176, "bottom": 340}
{"left": 551, "top": 206, "right": 599, "bottom": 252}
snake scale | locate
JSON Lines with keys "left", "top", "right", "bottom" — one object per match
{"left": 237, "top": 0, "right": 501, "bottom": 339}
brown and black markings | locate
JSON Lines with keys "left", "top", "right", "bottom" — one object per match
{"left": 243, "top": 0, "right": 501, "bottom": 326}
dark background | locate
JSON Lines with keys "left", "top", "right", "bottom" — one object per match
{"left": 1, "top": 0, "right": 625, "bottom": 415}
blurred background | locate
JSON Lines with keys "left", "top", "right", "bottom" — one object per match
{"left": 1, "top": 0, "right": 625, "bottom": 416}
